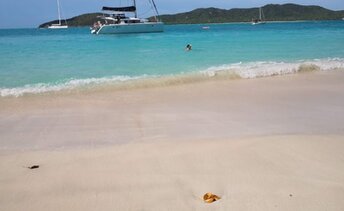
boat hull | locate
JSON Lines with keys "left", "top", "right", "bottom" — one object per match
{"left": 48, "top": 25, "right": 68, "bottom": 29}
{"left": 252, "top": 22, "right": 266, "bottom": 25}
{"left": 95, "top": 22, "right": 164, "bottom": 34}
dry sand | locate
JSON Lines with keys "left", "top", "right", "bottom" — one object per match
{"left": 0, "top": 70, "right": 344, "bottom": 210}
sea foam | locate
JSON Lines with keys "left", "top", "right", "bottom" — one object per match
{"left": 202, "top": 58, "right": 344, "bottom": 79}
{"left": 1, "top": 58, "right": 343, "bottom": 97}
{"left": 0, "top": 75, "right": 142, "bottom": 97}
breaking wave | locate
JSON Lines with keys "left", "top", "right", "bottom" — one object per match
{"left": 1, "top": 58, "right": 343, "bottom": 97}
{"left": 0, "top": 76, "right": 144, "bottom": 97}
{"left": 201, "top": 58, "right": 344, "bottom": 78}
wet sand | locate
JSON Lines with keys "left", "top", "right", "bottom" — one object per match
{"left": 0, "top": 70, "right": 344, "bottom": 210}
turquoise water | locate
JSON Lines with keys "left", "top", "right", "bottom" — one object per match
{"left": 0, "top": 21, "right": 344, "bottom": 96}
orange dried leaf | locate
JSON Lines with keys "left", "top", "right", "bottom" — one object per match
{"left": 203, "top": 192, "right": 221, "bottom": 203}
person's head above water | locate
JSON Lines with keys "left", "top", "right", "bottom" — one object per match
{"left": 185, "top": 44, "right": 192, "bottom": 51}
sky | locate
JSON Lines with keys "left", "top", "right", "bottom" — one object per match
{"left": 0, "top": 0, "right": 343, "bottom": 28}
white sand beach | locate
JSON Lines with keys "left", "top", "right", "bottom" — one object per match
{"left": 1, "top": 70, "right": 344, "bottom": 210}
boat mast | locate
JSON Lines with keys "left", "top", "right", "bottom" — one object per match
{"left": 56, "top": 0, "right": 62, "bottom": 25}
{"left": 151, "top": 0, "right": 160, "bottom": 22}
{"left": 133, "top": 0, "right": 137, "bottom": 18}
{"left": 259, "top": 7, "right": 262, "bottom": 21}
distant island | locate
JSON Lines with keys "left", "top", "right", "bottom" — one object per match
{"left": 39, "top": 3, "right": 344, "bottom": 28}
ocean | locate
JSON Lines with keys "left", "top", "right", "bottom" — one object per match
{"left": 0, "top": 21, "right": 343, "bottom": 97}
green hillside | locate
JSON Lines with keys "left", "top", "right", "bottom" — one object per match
{"left": 160, "top": 4, "right": 344, "bottom": 24}
{"left": 39, "top": 4, "right": 344, "bottom": 28}
{"left": 39, "top": 13, "right": 103, "bottom": 28}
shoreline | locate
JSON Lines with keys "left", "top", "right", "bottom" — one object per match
{"left": 171, "top": 19, "right": 343, "bottom": 26}
{"left": 1, "top": 58, "right": 343, "bottom": 98}
{"left": 1, "top": 70, "right": 344, "bottom": 150}
{"left": 38, "top": 18, "right": 344, "bottom": 29}
{"left": 1, "top": 19, "right": 341, "bottom": 30}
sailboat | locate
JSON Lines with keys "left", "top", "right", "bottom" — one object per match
{"left": 48, "top": 0, "right": 68, "bottom": 29}
{"left": 252, "top": 7, "right": 266, "bottom": 25}
{"left": 91, "top": 0, "right": 163, "bottom": 34}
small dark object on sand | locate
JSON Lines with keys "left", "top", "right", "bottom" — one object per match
{"left": 28, "top": 165, "right": 40, "bottom": 169}
{"left": 289, "top": 194, "right": 293, "bottom": 197}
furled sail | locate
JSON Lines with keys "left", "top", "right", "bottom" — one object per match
{"left": 102, "top": 6, "right": 136, "bottom": 12}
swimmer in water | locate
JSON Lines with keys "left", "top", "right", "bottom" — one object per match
{"left": 185, "top": 44, "right": 192, "bottom": 51}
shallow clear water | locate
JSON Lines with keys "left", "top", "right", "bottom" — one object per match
{"left": 0, "top": 21, "right": 344, "bottom": 96}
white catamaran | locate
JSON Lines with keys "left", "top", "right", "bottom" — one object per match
{"left": 252, "top": 7, "right": 266, "bottom": 25}
{"left": 91, "top": 0, "right": 164, "bottom": 34}
{"left": 48, "top": 0, "right": 68, "bottom": 29}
